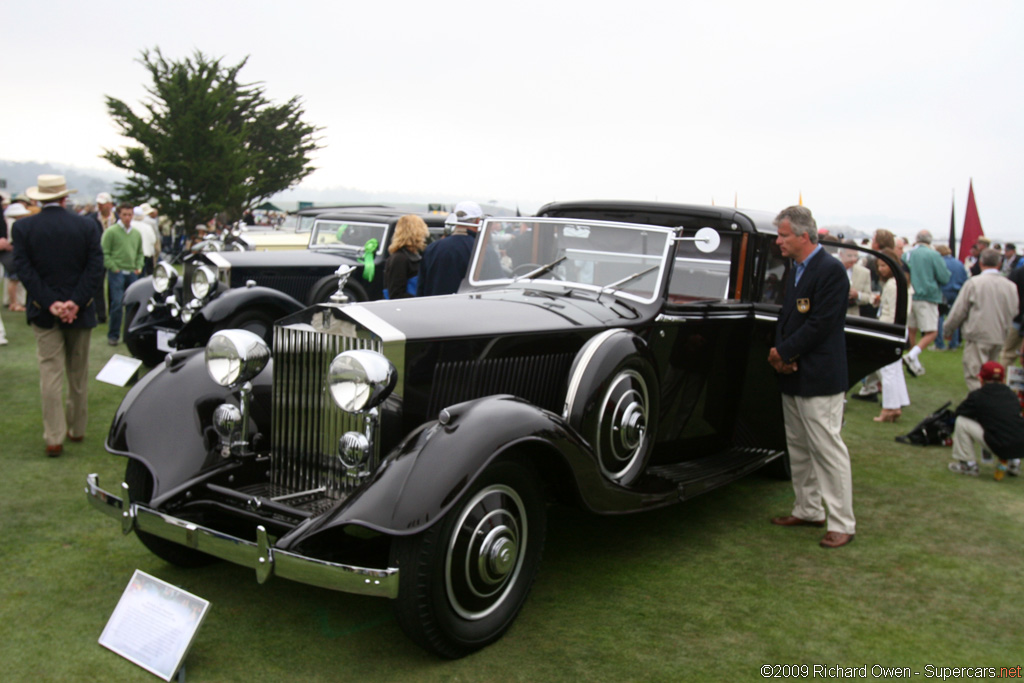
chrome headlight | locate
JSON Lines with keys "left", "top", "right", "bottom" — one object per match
{"left": 152, "top": 261, "right": 178, "bottom": 294}
{"left": 191, "top": 265, "right": 217, "bottom": 300}
{"left": 328, "top": 350, "right": 396, "bottom": 413}
{"left": 212, "top": 403, "right": 243, "bottom": 440}
{"left": 205, "top": 329, "right": 270, "bottom": 388}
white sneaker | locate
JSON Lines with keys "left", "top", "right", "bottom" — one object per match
{"left": 857, "top": 383, "right": 881, "bottom": 396}
{"left": 903, "top": 354, "right": 925, "bottom": 377}
{"left": 948, "top": 461, "right": 979, "bottom": 476}
{"left": 0, "top": 337, "right": 7, "bottom": 346}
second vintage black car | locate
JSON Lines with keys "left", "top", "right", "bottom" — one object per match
{"left": 122, "top": 206, "right": 449, "bottom": 365}
{"left": 87, "top": 201, "right": 907, "bottom": 658}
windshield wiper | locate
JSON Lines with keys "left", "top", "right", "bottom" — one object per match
{"left": 511, "top": 256, "right": 568, "bottom": 283}
{"left": 597, "top": 264, "right": 660, "bottom": 300}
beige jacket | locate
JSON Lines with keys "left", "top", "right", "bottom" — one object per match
{"left": 847, "top": 263, "right": 873, "bottom": 316}
{"left": 944, "top": 269, "right": 1019, "bottom": 345}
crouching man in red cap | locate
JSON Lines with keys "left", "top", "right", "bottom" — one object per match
{"left": 948, "top": 361, "right": 1024, "bottom": 479}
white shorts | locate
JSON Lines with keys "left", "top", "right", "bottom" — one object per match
{"left": 909, "top": 300, "right": 938, "bottom": 332}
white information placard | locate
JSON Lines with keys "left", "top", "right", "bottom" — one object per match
{"left": 99, "top": 570, "right": 210, "bottom": 681}
{"left": 96, "top": 354, "right": 145, "bottom": 387}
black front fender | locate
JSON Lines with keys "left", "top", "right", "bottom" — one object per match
{"left": 123, "top": 276, "right": 156, "bottom": 310}
{"left": 106, "top": 349, "right": 273, "bottom": 498}
{"left": 174, "top": 286, "right": 304, "bottom": 348}
{"left": 286, "top": 395, "right": 679, "bottom": 547}
{"left": 124, "top": 277, "right": 183, "bottom": 366}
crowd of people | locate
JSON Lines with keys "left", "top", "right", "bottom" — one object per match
{"left": 838, "top": 227, "right": 1024, "bottom": 480}
{"left": 1, "top": 175, "right": 173, "bottom": 455}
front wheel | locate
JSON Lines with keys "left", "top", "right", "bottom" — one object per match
{"left": 123, "top": 303, "right": 167, "bottom": 367}
{"left": 390, "top": 460, "right": 546, "bottom": 658}
{"left": 124, "top": 460, "right": 217, "bottom": 568}
{"left": 309, "top": 277, "right": 366, "bottom": 305}
{"left": 222, "top": 309, "right": 276, "bottom": 345}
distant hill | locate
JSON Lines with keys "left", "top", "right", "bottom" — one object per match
{"left": 0, "top": 160, "right": 125, "bottom": 203}
{"left": 2, "top": 159, "right": 529, "bottom": 215}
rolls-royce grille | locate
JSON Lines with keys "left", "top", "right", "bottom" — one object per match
{"left": 426, "top": 353, "right": 574, "bottom": 417}
{"left": 271, "top": 324, "right": 382, "bottom": 502}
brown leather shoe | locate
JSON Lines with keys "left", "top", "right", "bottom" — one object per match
{"left": 67, "top": 433, "right": 84, "bottom": 443}
{"left": 820, "top": 531, "right": 855, "bottom": 548}
{"left": 771, "top": 515, "right": 826, "bottom": 527}
{"left": 45, "top": 444, "right": 62, "bottom": 457}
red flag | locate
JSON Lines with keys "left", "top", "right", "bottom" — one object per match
{"left": 947, "top": 193, "right": 956, "bottom": 257}
{"left": 958, "top": 179, "right": 984, "bottom": 263}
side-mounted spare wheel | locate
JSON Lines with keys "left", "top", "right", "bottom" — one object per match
{"left": 564, "top": 329, "right": 659, "bottom": 487}
{"left": 389, "top": 459, "right": 546, "bottom": 659}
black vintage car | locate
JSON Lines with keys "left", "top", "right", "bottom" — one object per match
{"left": 87, "top": 201, "right": 907, "bottom": 658}
{"left": 122, "top": 207, "right": 449, "bottom": 365}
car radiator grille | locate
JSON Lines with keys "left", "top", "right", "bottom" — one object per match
{"left": 271, "top": 324, "right": 382, "bottom": 502}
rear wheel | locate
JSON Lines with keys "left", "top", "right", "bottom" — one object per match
{"left": 124, "top": 459, "right": 217, "bottom": 568}
{"left": 390, "top": 460, "right": 546, "bottom": 658}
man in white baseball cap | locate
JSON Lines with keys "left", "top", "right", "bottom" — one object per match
{"left": 418, "top": 201, "right": 485, "bottom": 296}
{"left": 84, "top": 192, "right": 116, "bottom": 322}
{"left": 134, "top": 203, "right": 159, "bottom": 276}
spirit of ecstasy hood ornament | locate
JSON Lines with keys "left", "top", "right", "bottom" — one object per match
{"left": 330, "top": 265, "right": 356, "bottom": 303}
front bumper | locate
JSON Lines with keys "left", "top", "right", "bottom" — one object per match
{"left": 85, "top": 473, "right": 399, "bottom": 599}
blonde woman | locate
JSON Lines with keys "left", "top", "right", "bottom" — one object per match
{"left": 384, "top": 215, "right": 429, "bottom": 299}
{"left": 873, "top": 248, "right": 912, "bottom": 422}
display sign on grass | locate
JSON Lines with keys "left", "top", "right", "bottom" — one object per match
{"left": 96, "top": 354, "right": 144, "bottom": 387}
{"left": 99, "top": 570, "right": 210, "bottom": 681}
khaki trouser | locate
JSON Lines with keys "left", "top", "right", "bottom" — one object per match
{"left": 952, "top": 415, "right": 987, "bottom": 461}
{"left": 781, "top": 393, "right": 856, "bottom": 535}
{"left": 999, "top": 326, "right": 1023, "bottom": 371}
{"left": 32, "top": 324, "right": 91, "bottom": 446}
{"left": 962, "top": 340, "right": 1003, "bottom": 392}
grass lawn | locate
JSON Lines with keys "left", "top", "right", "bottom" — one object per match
{"left": 0, "top": 310, "right": 1019, "bottom": 682}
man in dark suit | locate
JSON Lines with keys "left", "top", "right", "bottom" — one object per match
{"left": 12, "top": 175, "right": 104, "bottom": 457}
{"left": 419, "top": 201, "right": 484, "bottom": 297}
{"left": 84, "top": 191, "right": 116, "bottom": 323}
{"left": 768, "top": 205, "right": 855, "bottom": 549}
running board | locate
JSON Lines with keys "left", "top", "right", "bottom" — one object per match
{"left": 646, "top": 447, "right": 785, "bottom": 501}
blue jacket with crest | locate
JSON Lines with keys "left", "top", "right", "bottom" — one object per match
{"left": 775, "top": 247, "right": 849, "bottom": 397}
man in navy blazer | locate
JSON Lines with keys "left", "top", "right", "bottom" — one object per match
{"left": 768, "top": 205, "right": 855, "bottom": 549}
{"left": 12, "top": 175, "right": 104, "bottom": 457}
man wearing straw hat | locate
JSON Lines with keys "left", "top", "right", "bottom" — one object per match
{"left": 12, "top": 174, "right": 104, "bottom": 457}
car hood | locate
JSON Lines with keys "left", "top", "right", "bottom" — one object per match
{"left": 342, "top": 288, "right": 648, "bottom": 341}
{"left": 210, "top": 248, "right": 364, "bottom": 269}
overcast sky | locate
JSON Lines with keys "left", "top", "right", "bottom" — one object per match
{"left": 3, "top": 0, "right": 1021, "bottom": 239}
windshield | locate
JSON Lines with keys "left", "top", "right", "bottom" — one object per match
{"left": 468, "top": 218, "right": 674, "bottom": 303}
{"left": 297, "top": 214, "right": 320, "bottom": 232}
{"left": 308, "top": 220, "right": 388, "bottom": 253}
